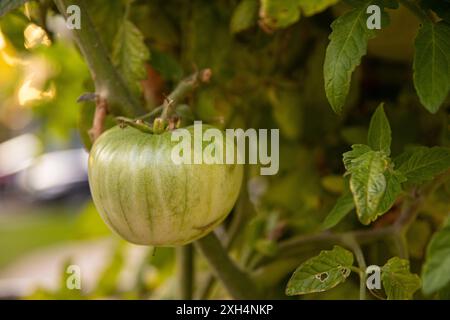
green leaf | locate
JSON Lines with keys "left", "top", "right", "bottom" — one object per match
{"left": 413, "top": 21, "right": 450, "bottom": 113}
{"left": 230, "top": 0, "right": 259, "bottom": 34}
{"left": 0, "top": 0, "right": 30, "bottom": 17}
{"left": 322, "top": 192, "right": 355, "bottom": 230}
{"left": 86, "top": 0, "right": 124, "bottom": 51}
{"left": 422, "top": 217, "right": 450, "bottom": 295}
{"left": 324, "top": 1, "right": 380, "bottom": 113}
{"left": 298, "top": 0, "right": 340, "bottom": 17}
{"left": 343, "top": 145, "right": 403, "bottom": 223}
{"left": 348, "top": 150, "right": 389, "bottom": 225}
{"left": 376, "top": 169, "right": 406, "bottom": 214}
{"left": 286, "top": 246, "right": 354, "bottom": 295}
{"left": 259, "top": 0, "right": 301, "bottom": 31}
{"left": 112, "top": 19, "right": 150, "bottom": 95}
{"left": 381, "top": 257, "right": 421, "bottom": 300}
{"left": 368, "top": 103, "right": 391, "bottom": 155}
{"left": 343, "top": 144, "right": 372, "bottom": 170}
{"left": 397, "top": 146, "right": 450, "bottom": 184}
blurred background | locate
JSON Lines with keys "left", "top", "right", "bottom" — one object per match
{"left": 0, "top": 0, "right": 449, "bottom": 300}
{"left": 0, "top": 5, "right": 162, "bottom": 299}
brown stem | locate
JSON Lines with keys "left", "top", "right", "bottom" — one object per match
{"left": 89, "top": 96, "right": 108, "bottom": 142}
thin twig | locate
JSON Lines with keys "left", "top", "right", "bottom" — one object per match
{"left": 342, "top": 235, "right": 367, "bottom": 300}
{"left": 115, "top": 117, "right": 153, "bottom": 133}
{"left": 139, "top": 69, "right": 212, "bottom": 122}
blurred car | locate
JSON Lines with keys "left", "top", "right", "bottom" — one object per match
{"left": 0, "top": 134, "right": 90, "bottom": 203}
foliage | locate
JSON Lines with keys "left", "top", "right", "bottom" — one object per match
{"left": 0, "top": 0, "right": 449, "bottom": 300}
{"left": 286, "top": 246, "right": 353, "bottom": 295}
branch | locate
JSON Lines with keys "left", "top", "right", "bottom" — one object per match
{"left": 195, "top": 232, "right": 264, "bottom": 300}
{"left": 196, "top": 200, "right": 247, "bottom": 299}
{"left": 167, "top": 69, "right": 212, "bottom": 105}
{"left": 342, "top": 235, "right": 367, "bottom": 300}
{"left": 54, "top": 0, "right": 142, "bottom": 117}
{"left": 88, "top": 95, "right": 108, "bottom": 141}
{"left": 140, "top": 68, "right": 212, "bottom": 121}
{"left": 196, "top": 168, "right": 255, "bottom": 299}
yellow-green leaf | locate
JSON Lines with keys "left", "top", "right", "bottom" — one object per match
{"left": 298, "top": 0, "right": 340, "bottom": 17}
{"left": 230, "top": 0, "right": 259, "bottom": 34}
{"left": 348, "top": 150, "right": 389, "bottom": 224}
{"left": 381, "top": 257, "right": 421, "bottom": 300}
{"left": 286, "top": 246, "right": 354, "bottom": 295}
{"left": 259, "top": 0, "right": 301, "bottom": 31}
{"left": 112, "top": 19, "right": 150, "bottom": 95}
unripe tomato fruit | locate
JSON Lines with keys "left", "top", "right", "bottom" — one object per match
{"left": 88, "top": 125, "right": 243, "bottom": 246}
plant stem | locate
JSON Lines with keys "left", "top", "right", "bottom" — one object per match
{"left": 392, "top": 233, "right": 409, "bottom": 259}
{"left": 137, "top": 106, "right": 163, "bottom": 120}
{"left": 177, "top": 245, "right": 194, "bottom": 300}
{"left": 195, "top": 231, "right": 263, "bottom": 300}
{"left": 156, "top": 69, "right": 212, "bottom": 121}
{"left": 115, "top": 117, "right": 153, "bottom": 133}
{"left": 343, "top": 235, "right": 367, "bottom": 300}
{"left": 89, "top": 96, "right": 108, "bottom": 141}
{"left": 53, "top": 0, "right": 142, "bottom": 117}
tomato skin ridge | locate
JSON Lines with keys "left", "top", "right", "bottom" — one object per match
{"left": 88, "top": 125, "right": 244, "bottom": 246}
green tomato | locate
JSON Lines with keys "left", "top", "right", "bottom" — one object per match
{"left": 88, "top": 124, "right": 243, "bottom": 246}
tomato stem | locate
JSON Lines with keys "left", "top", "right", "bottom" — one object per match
{"left": 54, "top": 0, "right": 143, "bottom": 117}
{"left": 116, "top": 117, "right": 153, "bottom": 133}
{"left": 139, "top": 69, "right": 212, "bottom": 124}
{"left": 177, "top": 245, "right": 194, "bottom": 300}
{"left": 195, "top": 231, "right": 264, "bottom": 299}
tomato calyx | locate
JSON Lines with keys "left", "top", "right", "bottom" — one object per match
{"left": 115, "top": 99, "right": 193, "bottom": 135}
{"left": 116, "top": 114, "right": 183, "bottom": 135}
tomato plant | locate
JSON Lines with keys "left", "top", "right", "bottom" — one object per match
{"left": 1, "top": 0, "right": 450, "bottom": 301}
